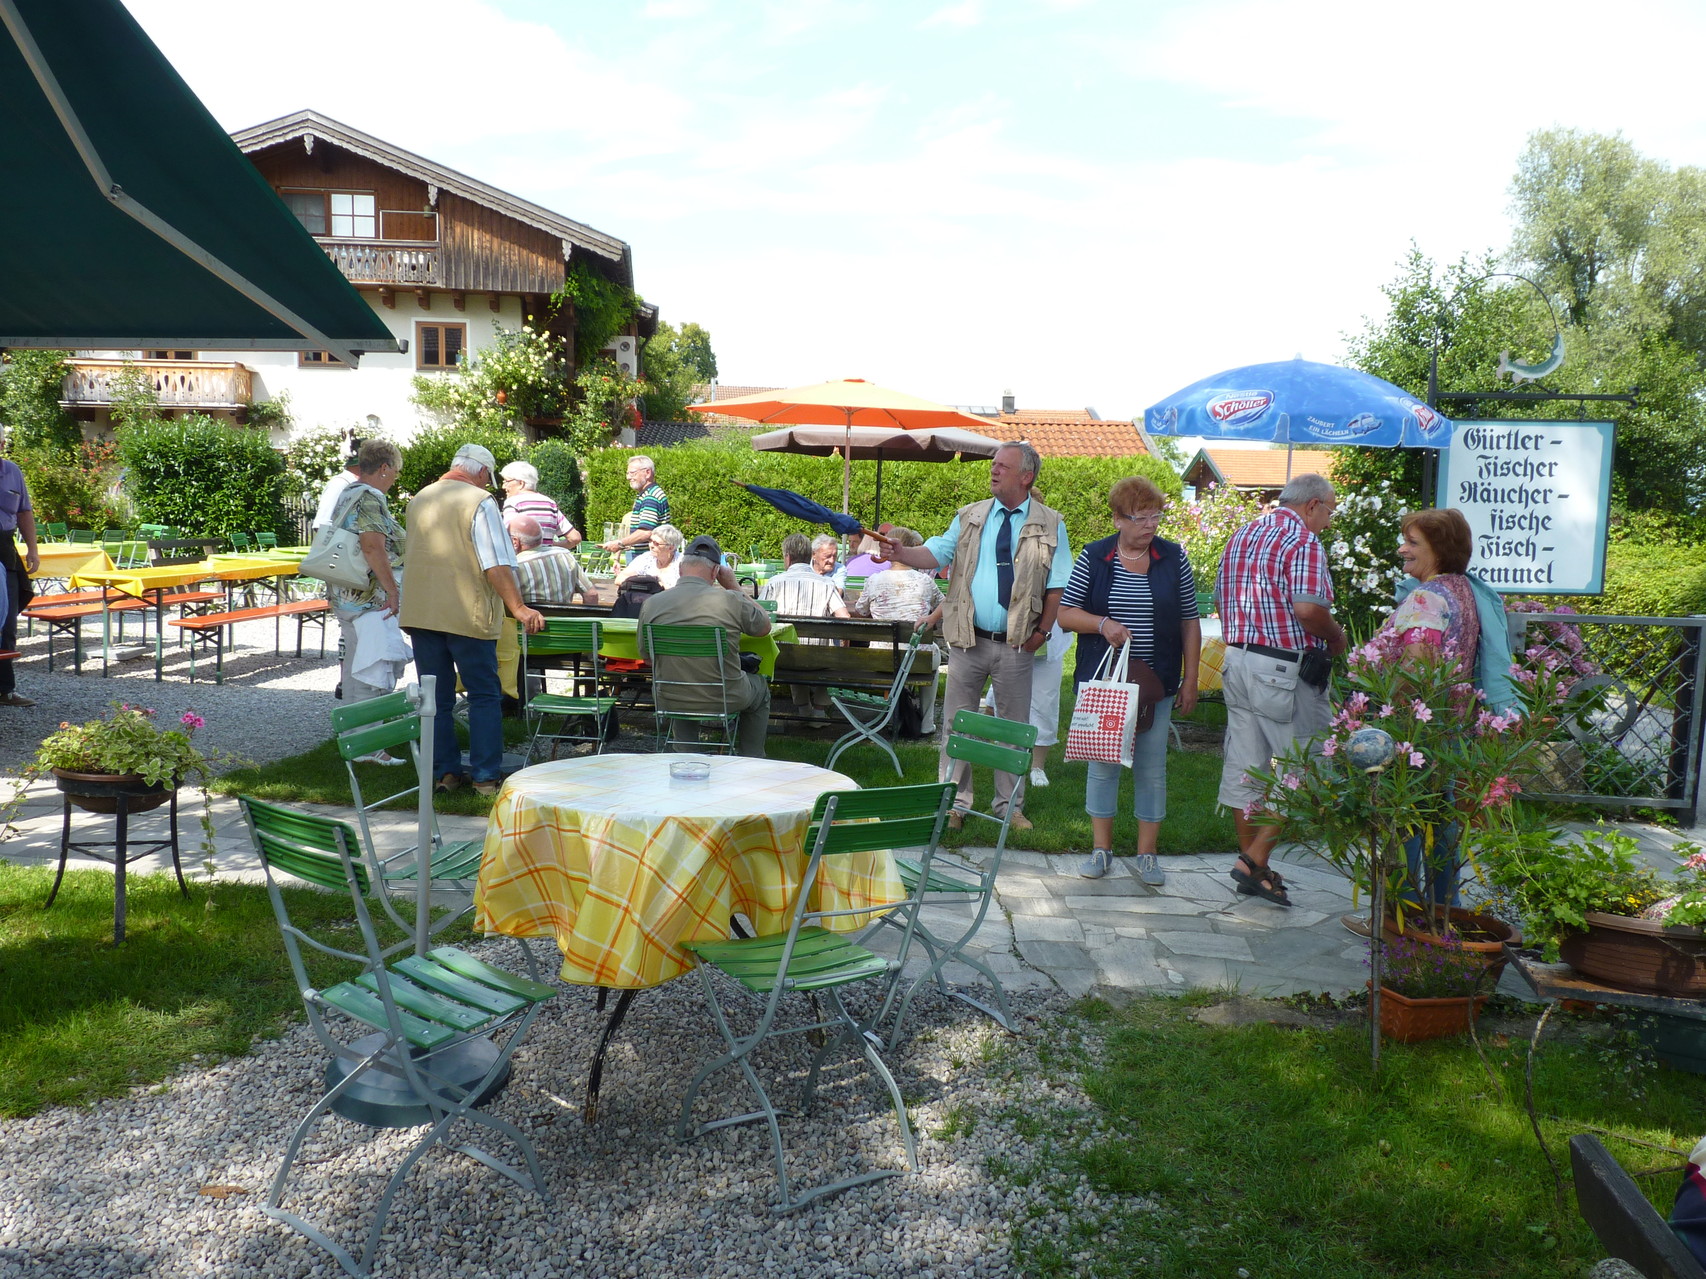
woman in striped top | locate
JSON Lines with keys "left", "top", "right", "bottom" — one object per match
{"left": 1057, "top": 475, "right": 1200, "bottom": 883}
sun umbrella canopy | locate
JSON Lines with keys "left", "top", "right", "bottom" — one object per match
{"left": 689, "top": 379, "right": 1000, "bottom": 431}
{"left": 0, "top": 0, "right": 400, "bottom": 363}
{"left": 750, "top": 423, "right": 1000, "bottom": 460}
{"left": 1144, "top": 359, "right": 1451, "bottom": 449}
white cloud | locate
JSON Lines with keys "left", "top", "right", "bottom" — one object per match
{"left": 920, "top": 1, "right": 984, "bottom": 28}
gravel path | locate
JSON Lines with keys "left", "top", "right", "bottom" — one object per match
{"left": 0, "top": 615, "right": 343, "bottom": 773}
{"left": 0, "top": 946, "right": 1130, "bottom": 1279}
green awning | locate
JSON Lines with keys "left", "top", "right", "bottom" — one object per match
{"left": 0, "top": 0, "right": 400, "bottom": 365}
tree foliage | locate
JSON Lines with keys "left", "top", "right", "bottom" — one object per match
{"left": 552, "top": 263, "right": 639, "bottom": 366}
{"left": 0, "top": 350, "right": 81, "bottom": 456}
{"left": 639, "top": 321, "right": 718, "bottom": 421}
{"left": 117, "top": 415, "right": 288, "bottom": 538}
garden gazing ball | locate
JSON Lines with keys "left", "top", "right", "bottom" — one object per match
{"left": 1344, "top": 727, "right": 1397, "bottom": 773}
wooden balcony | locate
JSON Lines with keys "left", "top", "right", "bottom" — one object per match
{"left": 320, "top": 240, "right": 442, "bottom": 285}
{"left": 61, "top": 359, "right": 253, "bottom": 410}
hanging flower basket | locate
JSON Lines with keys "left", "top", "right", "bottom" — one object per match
{"left": 1560, "top": 911, "right": 1706, "bottom": 998}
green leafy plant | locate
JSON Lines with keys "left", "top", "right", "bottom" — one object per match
{"left": 525, "top": 438, "right": 586, "bottom": 534}
{"left": 1373, "top": 934, "right": 1486, "bottom": 999}
{"left": 562, "top": 359, "right": 644, "bottom": 453}
{"left": 8, "top": 440, "right": 125, "bottom": 530}
{"left": 0, "top": 349, "right": 81, "bottom": 455}
{"left": 394, "top": 423, "right": 525, "bottom": 508}
{"left": 1481, "top": 825, "right": 1675, "bottom": 959}
{"left": 552, "top": 263, "right": 638, "bottom": 365}
{"left": 411, "top": 323, "right": 574, "bottom": 433}
{"left": 283, "top": 425, "right": 352, "bottom": 502}
{"left": 116, "top": 414, "right": 289, "bottom": 539}
{"left": 1160, "top": 481, "right": 1262, "bottom": 597}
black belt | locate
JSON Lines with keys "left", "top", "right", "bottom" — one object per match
{"left": 973, "top": 627, "right": 1008, "bottom": 641}
{"left": 1228, "top": 641, "right": 1301, "bottom": 660}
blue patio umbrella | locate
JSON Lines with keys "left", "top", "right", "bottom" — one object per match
{"left": 732, "top": 482, "right": 867, "bottom": 537}
{"left": 1144, "top": 358, "right": 1452, "bottom": 449}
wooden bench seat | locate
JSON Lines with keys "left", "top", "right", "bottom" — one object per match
{"left": 22, "top": 595, "right": 155, "bottom": 673}
{"left": 167, "top": 599, "right": 330, "bottom": 683}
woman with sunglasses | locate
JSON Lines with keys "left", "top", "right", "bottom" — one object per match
{"left": 1057, "top": 475, "right": 1200, "bottom": 883}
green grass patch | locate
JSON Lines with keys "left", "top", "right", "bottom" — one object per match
{"left": 1002, "top": 995, "right": 1706, "bottom": 1277}
{"left": 0, "top": 862, "right": 458, "bottom": 1118}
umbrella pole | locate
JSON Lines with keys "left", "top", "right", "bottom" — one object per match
{"left": 842, "top": 415, "right": 853, "bottom": 514}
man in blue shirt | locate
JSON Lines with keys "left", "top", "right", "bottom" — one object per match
{"left": 877, "top": 441, "right": 1071, "bottom": 828}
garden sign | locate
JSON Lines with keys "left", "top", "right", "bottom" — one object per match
{"left": 1440, "top": 420, "right": 1615, "bottom": 595}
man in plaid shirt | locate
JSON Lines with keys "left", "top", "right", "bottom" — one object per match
{"left": 1213, "top": 473, "right": 1347, "bottom": 906}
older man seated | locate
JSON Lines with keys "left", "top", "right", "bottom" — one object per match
{"left": 506, "top": 513, "right": 598, "bottom": 606}
{"left": 761, "top": 531, "right": 849, "bottom": 717}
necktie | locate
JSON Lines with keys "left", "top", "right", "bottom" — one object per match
{"left": 995, "top": 507, "right": 1017, "bottom": 612}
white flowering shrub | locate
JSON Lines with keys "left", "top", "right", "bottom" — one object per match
{"left": 1324, "top": 479, "right": 1406, "bottom": 640}
{"left": 1161, "top": 482, "right": 1264, "bottom": 598}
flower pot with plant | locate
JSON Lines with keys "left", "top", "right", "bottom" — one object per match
{"left": 1369, "top": 934, "right": 1493, "bottom": 1042}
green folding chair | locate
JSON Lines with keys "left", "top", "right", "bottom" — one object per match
{"left": 677, "top": 781, "right": 956, "bottom": 1212}
{"left": 240, "top": 796, "right": 558, "bottom": 1277}
{"left": 43, "top": 521, "right": 69, "bottom": 542}
{"left": 67, "top": 528, "right": 96, "bottom": 543}
{"left": 521, "top": 618, "right": 619, "bottom": 760}
{"left": 329, "top": 691, "right": 491, "bottom": 942}
{"left": 640, "top": 621, "right": 744, "bottom": 754}
{"left": 825, "top": 628, "right": 926, "bottom": 778}
{"left": 229, "top": 531, "right": 251, "bottom": 552}
{"left": 255, "top": 531, "right": 279, "bottom": 548}
{"left": 876, "top": 709, "right": 1035, "bottom": 1045}
{"left": 757, "top": 598, "right": 779, "bottom": 616}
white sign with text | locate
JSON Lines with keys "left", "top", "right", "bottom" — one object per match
{"left": 1441, "top": 420, "right": 1614, "bottom": 594}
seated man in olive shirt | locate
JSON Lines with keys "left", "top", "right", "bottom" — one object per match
{"left": 636, "top": 534, "right": 772, "bottom": 758}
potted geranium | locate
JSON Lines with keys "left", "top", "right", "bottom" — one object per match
{"left": 5, "top": 702, "right": 246, "bottom": 872}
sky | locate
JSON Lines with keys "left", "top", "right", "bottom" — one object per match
{"left": 125, "top": 0, "right": 1706, "bottom": 424}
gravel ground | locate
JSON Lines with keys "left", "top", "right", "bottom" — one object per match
{"left": 0, "top": 945, "right": 1134, "bottom": 1279}
{"left": 1, "top": 615, "right": 348, "bottom": 773}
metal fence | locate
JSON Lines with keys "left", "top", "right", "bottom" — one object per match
{"left": 1512, "top": 611, "right": 1705, "bottom": 821}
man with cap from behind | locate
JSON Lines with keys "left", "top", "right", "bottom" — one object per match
{"left": 636, "top": 533, "right": 773, "bottom": 757}
{"left": 400, "top": 443, "right": 545, "bottom": 796}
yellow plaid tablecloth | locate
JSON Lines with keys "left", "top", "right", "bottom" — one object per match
{"left": 475, "top": 754, "right": 901, "bottom": 989}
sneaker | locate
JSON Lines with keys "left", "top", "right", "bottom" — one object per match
{"left": 1135, "top": 853, "right": 1165, "bottom": 887}
{"left": 1078, "top": 848, "right": 1114, "bottom": 878}
{"left": 353, "top": 750, "right": 405, "bottom": 767}
{"left": 1029, "top": 766, "right": 1049, "bottom": 788}
{"left": 1341, "top": 913, "right": 1374, "bottom": 938}
{"left": 472, "top": 780, "right": 501, "bottom": 798}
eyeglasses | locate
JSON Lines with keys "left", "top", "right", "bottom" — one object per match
{"left": 1115, "top": 511, "right": 1165, "bottom": 527}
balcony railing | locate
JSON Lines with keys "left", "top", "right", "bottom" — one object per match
{"left": 61, "top": 359, "right": 253, "bottom": 410}
{"left": 321, "top": 240, "right": 442, "bottom": 285}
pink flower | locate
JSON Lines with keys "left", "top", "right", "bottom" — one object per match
{"left": 1380, "top": 704, "right": 1396, "bottom": 718}
{"left": 180, "top": 712, "right": 205, "bottom": 730}
{"left": 1283, "top": 773, "right": 1302, "bottom": 790}
{"left": 1484, "top": 775, "right": 1521, "bottom": 806}
{"left": 1408, "top": 749, "right": 1425, "bottom": 767}
{"left": 1321, "top": 736, "right": 1339, "bottom": 757}
{"left": 1346, "top": 692, "right": 1370, "bottom": 714}
{"left": 1685, "top": 851, "right": 1706, "bottom": 872}
{"left": 1411, "top": 700, "right": 1433, "bottom": 722}
{"left": 1242, "top": 800, "right": 1261, "bottom": 819}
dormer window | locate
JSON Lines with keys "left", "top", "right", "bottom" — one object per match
{"left": 282, "top": 189, "right": 376, "bottom": 239}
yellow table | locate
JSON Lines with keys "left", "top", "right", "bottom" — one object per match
{"left": 31, "top": 545, "right": 113, "bottom": 579}
{"left": 593, "top": 616, "right": 795, "bottom": 678}
{"left": 475, "top": 754, "right": 898, "bottom": 990}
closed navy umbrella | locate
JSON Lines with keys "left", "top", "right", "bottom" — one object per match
{"left": 732, "top": 482, "right": 866, "bottom": 537}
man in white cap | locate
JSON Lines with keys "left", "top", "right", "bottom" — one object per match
{"left": 400, "top": 443, "right": 545, "bottom": 796}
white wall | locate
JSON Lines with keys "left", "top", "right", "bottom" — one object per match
{"left": 245, "top": 293, "right": 531, "bottom": 447}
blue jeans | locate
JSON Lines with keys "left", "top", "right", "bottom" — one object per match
{"left": 406, "top": 628, "right": 502, "bottom": 784}
{"left": 1084, "top": 694, "right": 1175, "bottom": 825}
{"left": 1403, "top": 823, "right": 1462, "bottom": 907}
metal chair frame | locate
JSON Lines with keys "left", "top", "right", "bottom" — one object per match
{"left": 874, "top": 709, "right": 1035, "bottom": 1045}
{"left": 677, "top": 782, "right": 955, "bottom": 1212}
{"left": 240, "top": 795, "right": 557, "bottom": 1277}
{"left": 521, "top": 618, "right": 619, "bottom": 760}
{"left": 640, "top": 621, "right": 744, "bottom": 754}
{"left": 824, "top": 628, "right": 925, "bottom": 778}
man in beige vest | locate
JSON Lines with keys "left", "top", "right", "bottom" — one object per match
{"left": 877, "top": 441, "right": 1072, "bottom": 828}
{"left": 400, "top": 443, "right": 545, "bottom": 797}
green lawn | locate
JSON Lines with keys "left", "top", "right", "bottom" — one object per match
{"left": 0, "top": 862, "right": 456, "bottom": 1118}
{"left": 986, "top": 995, "right": 1706, "bottom": 1278}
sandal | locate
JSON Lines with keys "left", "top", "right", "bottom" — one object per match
{"left": 1230, "top": 854, "right": 1290, "bottom": 906}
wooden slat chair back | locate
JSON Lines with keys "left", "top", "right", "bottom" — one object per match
{"left": 878, "top": 709, "right": 1036, "bottom": 1045}
{"left": 520, "top": 619, "right": 619, "bottom": 760}
{"left": 328, "top": 691, "right": 488, "bottom": 943}
{"left": 1570, "top": 1135, "right": 1706, "bottom": 1279}
{"left": 825, "top": 628, "right": 925, "bottom": 778}
{"left": 239, "top": 795, "right": 557, "bottom": 1277}
{"left": 677, "top": 782, "right": 955, "bottom": 1212}
{"left": 640, "top": 621, "right": 743, "bottom": 754}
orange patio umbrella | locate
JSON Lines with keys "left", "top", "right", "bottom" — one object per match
{"left": 686, "top": 378, "right": 1003, "bottom": 514}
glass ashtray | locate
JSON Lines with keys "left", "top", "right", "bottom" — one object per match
{"left": 669, "top": 759, "right": 711, "bottom": 783}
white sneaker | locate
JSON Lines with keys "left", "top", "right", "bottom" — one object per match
{"left": 1077, "top": 848, "right": 1113, "bottom": 878}
{"left": 1029, "top": 766, "right": 1050, "bottom": 788}
{"left": 353, "top": 750, "right": 405, "bottom": 767}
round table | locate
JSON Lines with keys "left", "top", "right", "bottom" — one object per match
{"left": 474, "top": 753, "right": 901, "bottom": 990}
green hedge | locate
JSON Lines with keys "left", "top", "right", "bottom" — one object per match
{"left": 581, "top": 437, "right": 1180, "bottom": 557}
{"left": 527, "top": 439, "right": 587, "bottom": 535}
{"left": 1587, "top": 542, "right": 1706, "bottom": 618}
{"left": 394, "top": 426, "right": 585, "bottom": 529}
{"left": 117, "top": 416, "right": 287, "bottom": 538}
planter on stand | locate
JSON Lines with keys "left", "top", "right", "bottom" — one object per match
{"left": 46, "top": 768, "right": 186, "bottom": 945}
{"left": 1560, "top": 911, "right": 1706, "bottom": 998}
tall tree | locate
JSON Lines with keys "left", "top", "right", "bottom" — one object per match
{"left": 639, "top": 321, "right": 719, "bottom": 421}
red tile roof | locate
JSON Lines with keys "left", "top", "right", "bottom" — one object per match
{"left": 1184, "top": 447, "right": 1339, "bottom": 490}
{"left": 986, "top": 411, "right": 1149, "bottom": 458}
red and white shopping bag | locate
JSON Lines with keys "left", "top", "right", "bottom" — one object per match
{"left": 1064, "top": 644, "right": 1141, "bottom": 766}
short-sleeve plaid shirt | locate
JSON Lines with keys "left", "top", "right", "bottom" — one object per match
{"left": 1215, "top": 506, "right": 1334, "bottom": 651}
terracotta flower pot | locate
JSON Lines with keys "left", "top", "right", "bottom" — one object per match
{"left": 1560, "top": 911, "right": 1706, "bottom": 997}
{"left": 1386, "top": 906, "right": 1520, "bottom": 984}
{"left": 50, "top": 768, "right": 173, "bottom": 815}
{"left": 1373, "top": 984, "right": 1490, "bottom": 1043}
